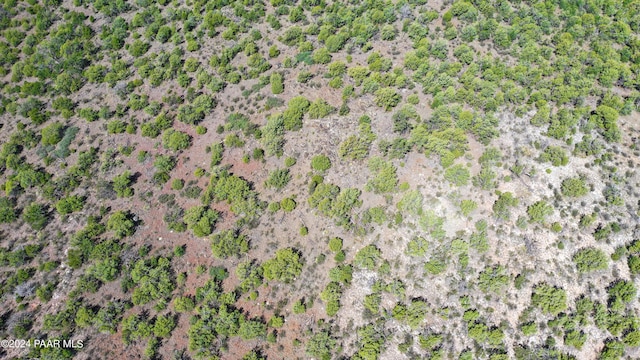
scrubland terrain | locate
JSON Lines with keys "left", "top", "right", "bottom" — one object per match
{"left": 1, "top": 0, "right": 640, "bottom": 359}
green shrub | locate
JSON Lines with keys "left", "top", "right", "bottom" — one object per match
{"left": 459, "top": 199, "right": 478, "bottom": 217}
{"left": 328, "top": 237, "right": 343, "bottom": 252}
{"left": 130, "top": 256, "right": 175, "bottom": 305}
{"left": 23, "top": 203, "right": 49, "bottom": 230}
{"left": 196, "top": 125, "right": 207, "bottom": 135}
{"left": 320, "top": 281, "right": 343, "bottom": 316}
{"left": 113, "top": 171, "right": 134, "bottom": 197}
{"left": 406, "top": 237, "right": 428, "bottom": 257}
{"left": 540, "top": 146, "right": 568, "bottom": 166}
{"left": 492, "top": 192, "right": 518, "bottom": 220}
{"left": 265, "top": 168, "right": 291, "bottom": 189}
{"left": 183, "top": 206, "right": 219, "bottom": 237}
{"left": 263, "top": 248, "right": 303, "bottom": 283}
{"left": 55, "top": 195, "right": 85, "bottom": 215}
{"left": 0, "top": 197, "right": 17, "bottom": 223}
{"left": 171, "top": 179, "right": 185, "bottom": 190}
{"left": 173, "top": 296, "right": 195, "bottom": 312}
{"left": 607, "top": 279, "right": 637, "bottom": 303}
{"left": 280, "top": 198, "right": 296, "bottom": 212}
{"left": 107, "top": 210, "right": 137, "bottom": 238}
{"left": 41, "top": 122, "right": 64, "bottom": 146}
{"left": 270, "top": 72, "right": 284, "bottom": 94}
{"left": 374, "top": 87, "right": 401, "bottom": 111}
{"left": 573, "top": 247, "right": 608, "bottom": 273}
{"left": 444, "top": 164, "right": 470, "bottom": 186}
{"left": 163, "top": 129, "right": 192, "bottom": 151}
{"left": 210, "top": 230, "right": 249, "bottom": 258}
{"left": 366, "top": 157, "right": 397, "bottom": 193}
{"left": 312, "top": 47, "right": 331, "bottom": 64}
{"left": 308, "top": 99, "right": 334, "bottom": 119}
{"left": 561, "top": 177, "right": 589, "bottom": 197}
{"left": 531, "top": 283, "right": 566, "bottom": 315}
{"left": 477, "top": 265, "right": 509, "bottom": 293}
{"left": 354, "top": 245, "right": 381, "bottom": 270}
{"left": 527, "top": 200, "right": 553, "bottom": 223}
{"left": 311, "top": 155, "right": 331, "bottom": 172}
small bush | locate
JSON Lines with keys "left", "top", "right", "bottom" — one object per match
{"left": 311, "top": 155, "right": 331, "bottom": 172}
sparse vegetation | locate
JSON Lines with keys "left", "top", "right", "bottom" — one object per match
{"left": 1, "top": 1, "right": 639, "bottom": 358}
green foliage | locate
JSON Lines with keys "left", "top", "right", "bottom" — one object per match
{"left": 592, "top": 105, "right": 621, "bottom": 142}
{"left": 308, "top": 182, "right": 362, "bottom": 227}
{"left": 354, "top": 245, "right": 381, "bottom": 270}
{"left": 472, "top": 167, "right": 497, "bottom": 190}
{"left": 113, "top": 171, "right": 134, "bottom": 197}
{"left": 564, "top": 329, "right": 587, "bottom": 350}
{"left": 94, "top": 301, "right": 126, "bottom": 334}
{"left": 264, "top": 168, "right": 291, "bottom": 189}
{"left": 374, "top": 87, "right": 401, "bottom": 111}
{"left": 224, "top": 133, "right": 245, "bottom": 148}
{"left": 171, "top": 179, "right": 184, "bottom": 191}
{"left": 477, "top": 265, "right": 509, "bottom": 293}
{"left": 419, "top": 333, "right": 443, "bottom": 350}
{"left": 22, "top": 203, "right": 49, "bottom": 231}
{"left": 540, "top": 146, "right": 569, "bottom": 166}
{"left": 131, "top": 257, "right": 175, "bottom": 305}
{"left": 270, "top": 72, "right": 284, "bottom": 94}
{"left": 329, "top": 264, "right": 353, "bottom": 285}
{"left": 320, "top": 281, "right": 343, "bottom": 316}
{"left": 603, "top": 185, "right": 624, "bottom": 206}
{"left": 353, "top": 324, "right": 385, "bottom": 360}
{"left": 313, "top": 231, "right": 335, "bottom": 250}
{"left": 263, "top": 248, "right": 303, "bottom": 283}
{"left": 365, "top": 157, "right": 397, "bottom": 194}
{"left": 573, "top": 247, "right": 608, "bottom": 273}
{"left": 600, "top": 339, "right": 624, "bottom": 359}
{"left": 561, "top": 177, "right": 589, "bottom": 197}
{"left": 41, "top": 122, "right": 64, "bottom": 146}
{"left": 176, "top": 94, "right": 216, "bottom": 125}
{"left": 419, "top": 210, "right": 446, "bottom": 240}
{"left": 492, "top": 192, "right": 518, "bottom": 220}
{"left": 459, "top": 199, "right": 478, "bottom": 217}
{"left": 392, "top": 105, "right": 420, "bottom": 133}
{"left": 0, "top": 197, "right": 17, "bottom": 223}
{"left": 55, "top": 195, "right": 85, "bottom": 215}
{"left": 312, "top": 47, "right": 332, "bottom": 64}
{"left": 393, "top": 299, "right": 428, "bottom": 329}
{"left": 527, "top": 200, "right": 553, "bottom": 224}
{"left": 261, "top": 114, "right": 286, "bottom": 157}
{"left": 406, "top": 237, "right": 428, "bottom": 257}
{"left": 607, "top": 279, "right": 637, "bottom": 303}
{"left": 173, "top": 296, "right": 195, "bottom": 312}
{"left": 444, "top": 164, "right": 470, "bottom": 186}
{"left": 397, "top": 189, "right": 423, "bottom": 215}
{"left": 236, "top": 260, "right": 264, "bottom": 292}
{"left": 129, "top": 39, "right": 150, "bottom": 57}
{"left": 311, "top": 155, "right": 332, "bottom": 172}
{"left": 308, "top": 99, "right": 335, "bottom": 119}
{"left": 306, "top": 330, "right": 335, "bottom": 360}
{"left": 210, "top": 230, "right": 249, "bottom": 259}
{"left": 210, "top": 142, "right": 224, "bottom": 167}
{"left": 338, "top": 119, "right": 375, "bottom": 161}
{"left": 107, "top": 210, "right": 137, "bottom": 238}
{"left": 5, "top": 1, "right": 640, "bottom": 356}
{"left": 162, "top": 129, "right": 192, "bottom": 151}
{"left": 531, "top": 283, "right": 567, "bottom": 315}
{"left": 281, "top": 96, "right": 310, "bottom": 131}
{"left": 424, "top": 257, "right": 446, "bottom": 275}
{"left": 183, "top": 206, "right": 219, "bottom": 237}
